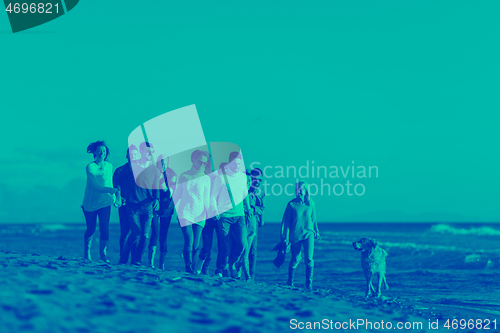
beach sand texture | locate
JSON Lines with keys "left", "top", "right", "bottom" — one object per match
{"left": 1, "top": 223, "right": 499, "bottom": 332}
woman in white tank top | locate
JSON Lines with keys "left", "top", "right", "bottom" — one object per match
{"left": 173, "top": 150, "right": 211, "bottom": 273}
{"left": 81, "top": 141, "right": 118, "bottom": 262}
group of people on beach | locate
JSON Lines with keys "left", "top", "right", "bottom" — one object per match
{"left": 81, "top": 140, "right": 320, "bottom": 288}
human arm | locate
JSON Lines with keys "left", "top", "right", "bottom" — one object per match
{"left": 153, "top": 169, "right": 162, "bottom": 211}
{"left": 203, "top": 176, "right": 211, "bottom": 221}
{"left": 254, "top": 191, "right": 265, "bottom": 215}
{"left": 163, "top": 175, "right": 177, "bottom": 217}
{"left": 114, "top": 185, "right": 123, "bottom": 207}
{"left": 210, "top": 177, "right": 221, "bottom": 220}
{"left": 256, "top": 192, "right": 266, "bottom": 227}
{"left": 280, "top": 203, "right": 292, "bottom": 243}
{"left": 173, "top": 173, "right": 186, "bottom": 207}
{"left": 168, "top": 175, "right": 177, "bottom": 196}
{"left": 163, "top": 195, "right": 175, "bottom": 217}
{"left": 312, "top": 202, "right": 320, "bottom": 239}
{"left": 243, "top": 192, "right": 251, "bottom": 216}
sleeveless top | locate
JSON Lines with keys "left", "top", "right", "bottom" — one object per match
{"left": 82, "top": 161, "right": 115, "bottom": 212}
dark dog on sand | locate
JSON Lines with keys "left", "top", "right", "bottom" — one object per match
{"left": 352, "top": 238, "right": 389, "bottom": 298}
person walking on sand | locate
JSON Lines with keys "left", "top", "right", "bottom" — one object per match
{"left": 149, "top": 154, "right": 177, "bottom": 270}
{"left": 118, "top": 142, "right": 162, "bottom": 265}
{"left": 212, "top": 152, "right": 252, "bottom": 279}
{"left": 248, "top": 168, "right": 266, "bottom": 279}
{"left": 113, "top": 145, "right": 140, "bottom": 259}
{"left": 281, "top": 181, "right": 320, "bottom": 290}
{"left": 173, "top": 150, "right": 211, "bottom": 273}
{"left": 237, "top": 168, "right": 266, "bottom": 280}
{"left": 194, "top": 162, "right": 227, "bottom": 275}
{"left": 81, "top": 140, "right": 118, "bottom": 262}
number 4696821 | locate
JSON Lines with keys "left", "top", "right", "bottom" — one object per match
{"left": 5, "top": 3, "right": 59, "bottom": 14}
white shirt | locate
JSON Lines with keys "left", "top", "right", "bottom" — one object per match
{"left": 82, "top": 161, "right": 115, "bottom": 212}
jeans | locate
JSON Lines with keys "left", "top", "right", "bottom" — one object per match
{"left": 236, "top": 227, "right": 258, "bottom": 279}
{"left": 289, "top": 236, "right": 315, "bottom": 269}
{"left": 218, "top": 216, "right": 247, "bottom": 272}
{"left": 118, "top": 206, "right": 129, "bottom": 254}
{"left": 248, "top": 231, "right": 258, "bottom": 278}
{"left": 199, "top": 218, "right": 223, "bottom": 271}
{"left": 150, "top": 213, "right": 173, "bottom": 253}
{"left": 180, "top": 222, "right": 203, "bottom": 271}
{"left": 82, "top": 206, "right": 111, "bottom": 242}
{"left": 120, "top": 202, "right": 153, "bottom": 265}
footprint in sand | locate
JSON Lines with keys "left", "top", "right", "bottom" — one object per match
{"left": 284, "top": 302, "right": 300, "bottom": 311}
{"left": 92, "top": 295, "right": 117, "bottom": 315}
{"left": 29, "top": 289, "right": 54, "bottom": 295}
{"left": 294, "top": 310, "right": 315, "bottom": 318}
{"left": 117, "top": 294, "right": 136, "bottom": 302}
{"left": 5, "top": 299, "right": 41, "bottom": 321}
{"left": 189, "top": 317, "right": 215, "bottom": 324}
{"left": 247, "top": 308, "right": 264, "bottom": 318}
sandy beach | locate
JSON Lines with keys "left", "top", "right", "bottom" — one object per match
{"left": 1, "top": 223, "right": 499, "bottom": 332}
{"left": 0, "top": 251, "right": 450, "bottom": 333}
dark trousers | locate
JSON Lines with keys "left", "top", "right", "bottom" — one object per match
{"left": 237, "top": 226, "right": 257, "bottom": 279}
{"left": 199, "top": 218, "right": 223, "bottom": 270}
{"left": 82, "top": 206, "right": 111, "bottom": 241}
{"left": 150, "top": 214, "right": 173, "bottom": 253}
{"left": 118, "top": 206, "right": 129, "bottom": 254}
{"left": 218, "top": 216, "right": 247, "bottom": 272}
{"left": 120, "top": 203, "right": 153, "bottom": 265}
{"left": 290, "top": 236, "right": 315, "bottom": 269}
{"left": 180, "top": 222, "right": 203, "bottom": 271}
{"left": 248, "top": 232, "right": 258, "bottom": 277}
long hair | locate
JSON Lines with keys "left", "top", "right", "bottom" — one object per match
{"left": 87, "top": 140, "right": 109, "bottom": 161}
{"left": 296, "top": 181, "right": 312, "bottom": 206}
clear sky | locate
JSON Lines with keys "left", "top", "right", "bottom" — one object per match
{"left": 1, "top": 0, "right": 499, "bottom": 223}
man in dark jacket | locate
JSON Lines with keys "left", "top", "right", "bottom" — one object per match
{"left": 247, "top": 167, "right": 266, "bottom": 279}
{"left": 117, "top": 142, "right": 161, "bottom": 265}
{"left": 113, "top": 145, "right": 140, "bottom": 262}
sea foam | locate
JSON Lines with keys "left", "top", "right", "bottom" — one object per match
{"left": 430, "top": 224, "right": 500, "bottom": 236}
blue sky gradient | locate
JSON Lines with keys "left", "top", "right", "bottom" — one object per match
{"left": 1, "top": 1, "right": 499, "bottom": 223}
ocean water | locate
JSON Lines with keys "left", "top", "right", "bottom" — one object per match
{"left": 1, "top": 222, "right": 499, "bottom": 315}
